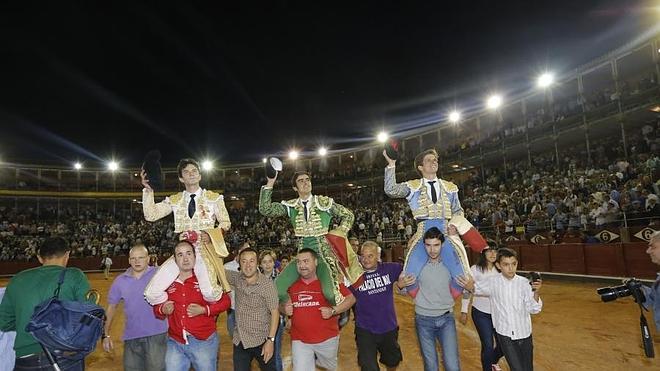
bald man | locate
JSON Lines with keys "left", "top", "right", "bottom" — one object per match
{"left": 103, "top": 244, "right": 168, "bottom": 371}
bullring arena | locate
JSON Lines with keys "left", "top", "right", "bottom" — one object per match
{"left": 1, "top": 4, "right": 660, "bottom": 371}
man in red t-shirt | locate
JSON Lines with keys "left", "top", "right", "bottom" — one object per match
{"left": 282, "top": 247, "right": 355, "bottom": 371}
{"left": 153, "top": 241, "right": 231, "bottom": 371}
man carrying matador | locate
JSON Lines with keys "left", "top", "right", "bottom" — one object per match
{"left": 141, "top": 158, "right": 231, "bottom": 305}
{"left": 384, "top": 148, "right": 487, "bottom": 298}
{"left": 259, "top": 170, "right": 363, "bottom": 306}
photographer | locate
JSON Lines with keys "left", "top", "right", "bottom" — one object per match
{"left": 642, "top": 231, "right": 660, "bottom": 333}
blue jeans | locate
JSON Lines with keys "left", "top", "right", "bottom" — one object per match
{"left": 124, "top": 332, "right": 167, "bottom": 371}
{"left": 274, "top": 316, "right": 284, "bottom": 371}
{"left": 165, "top": 332, "right": 219, "bottom": 371}
{"left": 471, "top": 308, "right": 503, "bottom": 371}
{"left": 415, "top": 312, "right": 460, "bottom": 371}
{"left": 227, "top": 310, "right": 235, "bottom": 339}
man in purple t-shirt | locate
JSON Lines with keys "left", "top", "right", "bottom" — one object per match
{"left": 349, "top": 241, "right": 410, "bottom": 371}
{"left": 103, "top": 244, "right": 168, "bottom": 371}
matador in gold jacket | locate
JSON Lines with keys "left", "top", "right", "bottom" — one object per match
{"left": 141, "top": 159, "right": 231, "bottom": 305}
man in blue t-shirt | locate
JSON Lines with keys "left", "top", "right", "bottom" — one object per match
{"left": 349, "top": 241, "right": 410, "bottom": 371}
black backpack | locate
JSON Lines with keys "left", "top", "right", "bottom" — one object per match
{"left": 25, "top": 268, "right": 106, "bottom": 365}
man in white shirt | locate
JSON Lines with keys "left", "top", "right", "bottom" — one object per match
{"left": 458, "top": 248, "right": 542, "bottom": 371}
{"left": 102, "top": 255, "right": 113, "bottom": 279}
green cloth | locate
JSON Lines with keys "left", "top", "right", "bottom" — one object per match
{"left": 0, "top": 265, "right": 91, "bottom": 357}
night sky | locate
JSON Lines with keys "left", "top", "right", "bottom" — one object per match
{"left": 0, "top": 1, "right": 655, "bottom": 168}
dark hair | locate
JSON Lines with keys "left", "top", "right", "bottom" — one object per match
{"left": 297, "top": 248, "right": 318, "bottom": 259}
{"left": 38, "top": 237, "right": 70, "bottom": 259}
{"left": 414, "top": 149, "right": 438, "bottom": 176}
{"left": 238, "top": 247, "right": 258, "bottom": 259}
{"left": 174, "top": 240, "right": 195, "bottom": 253}
{"left": 496, "top": 247, "right": 517, "bottom": 263}
{"left": 291, "top": 171, "right": 311, "bottom": 189}
{"left": 476, "top": 247, "right": 498, "bottom": 272}
{"left": 177, "top": 158, "right": 200, "bottom": 178}
{"left": 422, "top": 227, "right": 445, "bottom": 243}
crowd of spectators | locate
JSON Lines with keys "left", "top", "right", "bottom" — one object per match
{"left": 1, "top": 116, "right": 658, "bottom": 263}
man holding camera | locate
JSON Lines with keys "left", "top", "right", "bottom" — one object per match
{"left": 642, "top": 230, "right": 660, "bottom": 334}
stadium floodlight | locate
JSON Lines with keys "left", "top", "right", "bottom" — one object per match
{"left": 289, "top": 150, "right": 299, "bottom": 160}
{"left": 487, "top": 95, "right": 502, "bottom": 110}
{"left": 449, "top": 111, "right": 461, "bottom": 123}
{"left": 537, "top": 72, "right": 554, "bottom": 88}
{"left": 262, "top": 158, "right": 267, "bottom": 163}
{"left": 107, "top": 161, "right": 119, "bottom": 171}
{"left": 74, "top": 162, "right": 82, "bottom": 170}
{"left": 377, "top": 132, "right": 389, "bottom": 143}
{"left": 202, "top": 160, "right": 213, "bottom": 171}
{"left": 318, "top": 147, "right": 328, "bottom": 157}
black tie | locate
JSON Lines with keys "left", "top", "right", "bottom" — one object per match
{"left": 188, "top": 194, "right": 196, "bottom": 218}
{"left": 428, "top": 181, "right": 438, "bottom": 204}
{"left": 302, "top": 201, "right": 308, "bottom": 221}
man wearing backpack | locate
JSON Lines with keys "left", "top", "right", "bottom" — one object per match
{"left": 0, "top": 237, "right": 91, "bottom": 370}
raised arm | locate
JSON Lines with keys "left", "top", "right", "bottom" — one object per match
{"left": 384, "top": 165, "right": 410, "bottom": 198}
{"left": 259, "top": 186, "right": 288, "bottom": 217}
{"left": 142, "top": 189, "right": 173, "bottom": 221}
{"left": 141, "top": 170, "right": 173, "bottom": 221}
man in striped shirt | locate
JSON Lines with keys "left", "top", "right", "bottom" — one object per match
{"left": 458, "top": 248, "right": 543, "bottom": 371}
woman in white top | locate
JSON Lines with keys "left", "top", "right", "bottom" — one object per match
{"left": 460, "top": 246, "right": 503, "bottom": 371}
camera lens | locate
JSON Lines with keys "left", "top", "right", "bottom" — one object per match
{"left": 597, "top": 285, "right": 631, "bottom": 302}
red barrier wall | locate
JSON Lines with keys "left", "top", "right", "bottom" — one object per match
{"left": 549, "top": 243, "right": 586, "bottom": 274}
{"left": 519, "top": 245, "right": 550, "bottom": 272}
{"left": 584, "top": 243, "right": 626, "bottom": 277}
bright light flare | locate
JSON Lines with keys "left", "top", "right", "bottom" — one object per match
{"left": 262, "top": 158, "right": 267, "bottom": 163}
{"left": 449, "top": 111, "right": 461, "bottom": 123}
{"left": 537, "top": 72, "right": 554, "bottom": 88}
{"left": 107, "top": 161, "right": 119, "bottom": 171}
{"left": 289, "top": 150, "right": 299, "bottom": 160}
{"left": 318, "top": 147, "right": 328, "bottom": 156}
{"left": 377, "top": 132, "right": 389, "bottom": 143}
{"left": 73, "top": 162, "right": 82, "bottom": 170}
{"left": 487, "top": 95, "right": 502, "bottom": 109}
{"left": 202, "top": 160, "right": 213, "bottom": 171}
